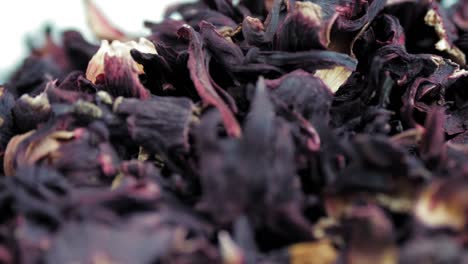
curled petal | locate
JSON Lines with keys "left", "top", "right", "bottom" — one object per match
{"left": 178, "top": 24, "right": 241, "bottom": 137}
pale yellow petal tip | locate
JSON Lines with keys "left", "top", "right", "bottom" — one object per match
{"left": 4, "top": 131, "right": 35, "bottom": 176}
{"left": 424, "top": 8, "right": 466, "bottom": 65}
{"left": 19, "top": 91, "right": 51, "bottom": 111}
{"left": 414, "top": 180, "right": 468, "bottom": 231}
{"left": 110, "top": 173, "right": 125, "bottom": 190}
{"left": 86, "top": 40, "right": 109, "bottom": 83}
{"left": 218, "top": 231, "right": 243, "bottom": 264}
{"left": 96, "top": 91, "right": 113, "bottom": 105}
{"left": 136, "top": 38, "right": 158, "bottom": 54}
{"left": 289, "top": 241, "right": 337, "bottom": 264}
{"left": 295, "top": 1, "right": 323, "bottom": 24}
{"left": 315, "top": 66, "right": 353, "bottom": 93}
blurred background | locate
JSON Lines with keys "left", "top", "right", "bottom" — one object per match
{"left": 0, "top": 0, "right": 193, "bottom": 83}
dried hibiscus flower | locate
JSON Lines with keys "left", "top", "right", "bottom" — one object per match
{"left": 2, "top": 0, "right": 468, "bottom": 262}
{"left": 86, "top": 38, "right": 156, "bottom": 99}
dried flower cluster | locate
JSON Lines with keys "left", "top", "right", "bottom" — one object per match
{"left": 1, "top": 0, "right": 468, "bottom": 263}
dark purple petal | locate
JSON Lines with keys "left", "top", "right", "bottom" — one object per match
{"left": 178, "top": 25, "right": 241, "bottom": 137}
{"left": 101, "top": 55, "right": 151, "bottom": 100}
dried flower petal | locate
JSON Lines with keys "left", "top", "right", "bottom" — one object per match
{"left": 0, "top": 87, "right": 16, "bottom": 166}
{"left": 86, "top": 38, "right": 157, "bottom": 83}
{"left": 12, "top": 92, "right": 51, "bottom": 132}
{"left": 3, "top": 0, "right": 468, "bottom": 262}
{"left": 84, "top": 0, "right": 127, "bottom": 41}
{"left": 415, "top": 177, "right": 468, "bottom": 231}
{"left": 425, "top": 5, "right": 466, "bottom": 64}
{"left": 314, "top": 66, "right": 354, "bottom": 93}
{"left": 343, "top": 205, "right": 398, "bottom": 264}
{"left": 288, "top": 240, "right": 337, "bottom": 264}
{"left": 218, "top": 231, "right": 244, "bottom": 264}
{"left": 178, "top": 24, "right": 241, "bottom": 137}
{"left": 276, "top": 1, "right": 337, "bottom": 51}
{"left": 114, "top": 96, "right": 195, "bottom": 152}
{"left": 86, "top": 39, "right": 156, "bottom": 99}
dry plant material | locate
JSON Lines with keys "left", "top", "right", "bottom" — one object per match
{"left": 0, "top": 0, "right": 468, "bottom": 263}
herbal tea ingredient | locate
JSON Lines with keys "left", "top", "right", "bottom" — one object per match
{"left": 1, "top": 0, "right": 468, "bottom": 263}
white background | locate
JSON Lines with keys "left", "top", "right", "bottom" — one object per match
{"left": 0, "top": 0, "right": 192, "bottom": 82}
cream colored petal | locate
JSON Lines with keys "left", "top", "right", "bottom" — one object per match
{"left": 4, "top": 131, "right": 35, "bottom": 176}
{"left": 414, "top": 181, "right": 467, "bottom": 231}
{"left": 314, "top": 66, "right": 353, "bottom": 93}
{"left": 86, "top": 38, "right": 157, "bottom": 83}
{"left": 425, "top": 8, "right": 466, "bottom": 64}
{"left": 289, "top": 240, "right": 337, "bottom": 264}
{"left": 86, "top": 40, "right": 110, "bottom": 83}
{"left": 19, "top": 91, "right": 50, "bottom": 111}
{"left": 218, "top": 231, "right": 243, "bottom": 264}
